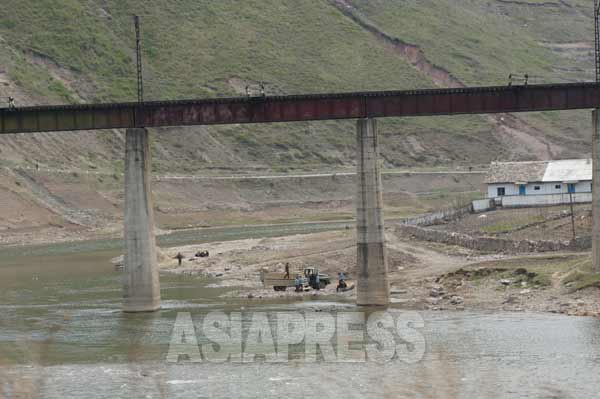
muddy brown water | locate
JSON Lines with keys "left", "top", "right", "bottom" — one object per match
{"left": 0, "top": 223, "right": 599, "bottom": 398}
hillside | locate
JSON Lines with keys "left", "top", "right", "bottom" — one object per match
{"left": 0, "top": 0, "right": 596, "bottom": 240}
{"left": 1, "top": 0, "right": 596, "bottom": 172}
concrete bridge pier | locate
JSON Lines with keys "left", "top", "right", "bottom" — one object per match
{"left": 593, "top": 110, "right": 600, "bottom": 273}
{"left": 356, "top": 118, "right": 390, "bottom": 306}
{"left": 122, "top": 127, "right": 161, "bottom": 312}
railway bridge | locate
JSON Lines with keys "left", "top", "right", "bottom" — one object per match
{"left": 3, "top": 82, "right": 600, "bottom": 311}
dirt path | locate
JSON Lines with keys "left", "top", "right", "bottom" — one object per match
{"left": 387, "top": 239, "right": 466, "bottom": 279}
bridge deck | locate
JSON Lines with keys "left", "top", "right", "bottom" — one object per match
{"left": 2, "top": 82, "right": 600, "bottom": 134}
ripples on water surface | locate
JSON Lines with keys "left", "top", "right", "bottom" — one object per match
{"left": 0, "top": 234, "right": 599, "bottom": 398}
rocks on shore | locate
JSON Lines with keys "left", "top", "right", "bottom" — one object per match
{"left": 450, "top": 295, "right": 464, "bottom": 305}
{"left": 429, "top": 285, "right": 446, "bottom": 297}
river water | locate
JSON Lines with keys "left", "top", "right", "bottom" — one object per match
{"left": 0, "top": 224, "right": 599, "bottom": 398}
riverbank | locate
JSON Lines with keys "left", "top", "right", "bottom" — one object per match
{"left": 0, "top": 166, "right": 482, "bottom": 247}
{"left": 150, "top": 228, "right": 600, "bottom": 317}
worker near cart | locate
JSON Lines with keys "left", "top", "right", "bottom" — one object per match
{"left": 337, "top": 272, "right": 347, "bottom": 291}
{"left": 284, "top": 262, "right": 290, "bottom": 279}
{"left": 294, "top": 274, "right": 302, "bottom": 292}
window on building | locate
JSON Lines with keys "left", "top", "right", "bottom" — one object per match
{"left": 534, "top": 186, "right": 540, "bottom": 190}
{"left": 555, "top": 184, "right": 561, "bottom": 189}
{"left": 497, "top": 187, "right": 505, "bottom": 196}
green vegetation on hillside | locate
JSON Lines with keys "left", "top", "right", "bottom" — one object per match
{"left": 348, "top": 0, "right": 558, "bottom": 85}
{"left": 346, "top": 0, "right": 594, "bottom": 158}
{"left": 0, "top": 0, "right": 595, "bottom": 172}
{"left": 1, "top": 0, "right": 432, "bottom": 102}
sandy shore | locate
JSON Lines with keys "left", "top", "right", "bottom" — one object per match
{"left": 155, "top": 231, "right": 358, "bottom": 300}
{"left": 140, "top": 228, "right": 600, "bottom": 316}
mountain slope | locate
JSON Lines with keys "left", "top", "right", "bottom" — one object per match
{"left": 0, "top": 0, "right": 596, "bottom": 239}
{"left": 337, "top": 0, "right": 594, "bottom": 161}
{"left": 0, "top": 0, "right": 595, "bottom": 173}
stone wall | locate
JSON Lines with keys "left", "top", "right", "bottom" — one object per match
{"left": 396, "top": 224, "right": 586, "bottom": 254}
{"left": 401, "top": 204, "right": 473, "bottom": 227}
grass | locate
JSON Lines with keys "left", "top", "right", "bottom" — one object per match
{"left": 561, "top": 257, "right": 600, "bottom": 292}
{"left": 345, "top": 0, "right": 594, "bottom": 162}
{"left": 2, "top": 0, "right": 429, "bottom": 172}
{"left": 497, "top": 268, "right": 552, "bottom": 287}
{"left": 475, "top": 254, "right": 600, "bottom": 293}
{"left": 348, "top": 0, "right": 590, "bottom": 85}
{"left": 455, "top": 254, "right": 592, "bottom": 289}
{"left": 481, "top": 215, "right": 545, "bottom": 234}
{"left": 1, "top": 0, "right": 431, "bottom": 102}
{"left": 0, "top": 0, "right": 594, "bottom": 172}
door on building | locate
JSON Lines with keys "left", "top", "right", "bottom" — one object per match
{"left": 568, "top": 183, "right": 576, "bottom": 194}
{"left": 519, "top": 185, "right": 526, "bottom": 196}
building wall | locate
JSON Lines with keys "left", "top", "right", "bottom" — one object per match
{"left": 501, "top": 192, "right": 592, "bottom": 207}
{"left": 576, "top": 181, "right": 592, "bottom": 192}
{"left": 487, "top": 181, "right": 592, "bottom": 199}
{"left": 472, "top": 198, "right": 494, "bottom": 213}
{"left": 487, "top": 183, "right": 520, "bottom": 198}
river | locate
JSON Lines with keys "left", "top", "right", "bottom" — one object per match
{"left": 0, "top": 224, "right": 599, "bottom": 398}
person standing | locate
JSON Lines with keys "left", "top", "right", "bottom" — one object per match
{"left": 337, "top": 272, "right": 347, "bottom": 291}
{"left": 175, "top": 252, "right": 184, "bottom": 267}
{"left": 284, "top": 262, "right": 290, "bottom": 279}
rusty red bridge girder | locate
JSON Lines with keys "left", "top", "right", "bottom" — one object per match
{"left": 2, "top": 82, "right": 600, "bottom": 134}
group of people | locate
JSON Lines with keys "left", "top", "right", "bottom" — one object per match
{"left": 293, "top": 270, "right": 321, "bottom": 292}
{"left": 284, "top": 262, "right": 348, "bottom": 293}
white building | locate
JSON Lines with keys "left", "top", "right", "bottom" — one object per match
{"left": 484, "top": 159, "right": 592, "bottom": 207}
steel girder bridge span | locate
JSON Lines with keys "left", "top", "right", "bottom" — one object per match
{"left": 3, "top": 83, "right": 600, "bottom": 133}
{"left": 3, "top": 82, "right": 600, "bottom": 311}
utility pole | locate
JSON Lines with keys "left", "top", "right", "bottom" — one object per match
{"left": 594, "top": 0, "right": 600, "bottom": 83}
{"left": 569, "top": 190, "right": 576, "bottom": 241}
{"left": 593, "top": 2, "right": 600, "bottom": 272}
{"left": 134, "top": 15, "right": 144, "bottom": 104}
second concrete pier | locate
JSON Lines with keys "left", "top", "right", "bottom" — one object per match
{"left": 122, "top": 128, "right": 161, "bottom": 312}
{"left": 356, "top": 118, "right": 390, "bottom": 306}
